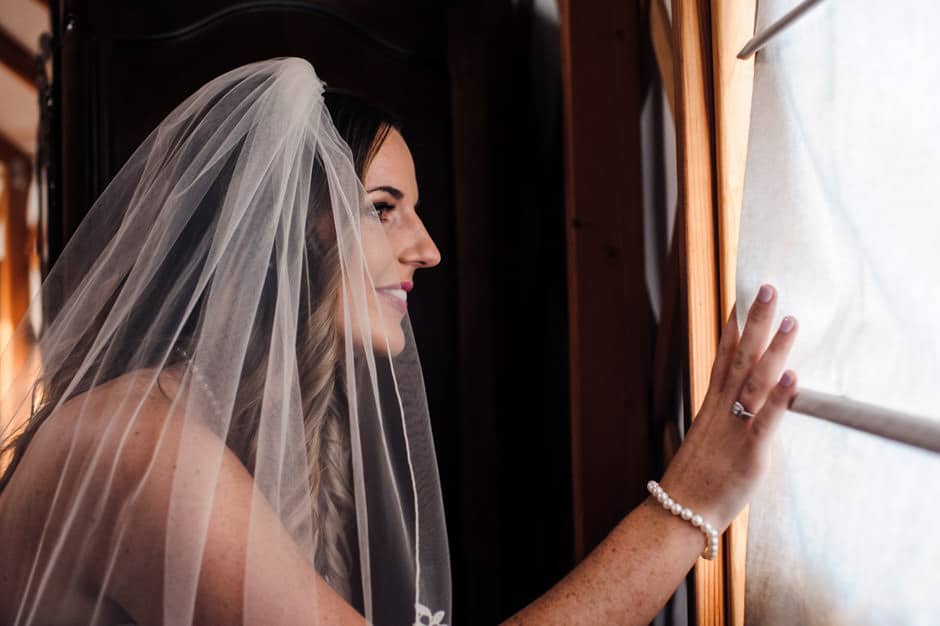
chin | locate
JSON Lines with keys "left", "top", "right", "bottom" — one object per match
{"left": 373, "top": 325, "right": 406, "bottom": 357}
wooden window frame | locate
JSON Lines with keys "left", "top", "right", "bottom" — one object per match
{"left": 653, "top": 1, "right": 756, "bottom": 624}
{"left": 0, "top": 135, "right": 35, "bottom": 425}
{"left": 562, "top": 0, "right": 756, "bottom": 624}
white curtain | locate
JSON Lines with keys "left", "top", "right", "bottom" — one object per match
{"left": 736, "top": 1, "right": 940, "bottom": 624}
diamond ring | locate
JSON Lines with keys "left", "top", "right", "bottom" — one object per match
{"left": 731, "top": 400, "right": 756, "bottom": 419}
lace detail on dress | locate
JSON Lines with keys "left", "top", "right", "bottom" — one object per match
{"left": 413, "top": 603, "right": 448, "bottom": 626}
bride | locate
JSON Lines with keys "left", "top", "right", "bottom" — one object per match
{"left": 0, "top": 58, "right": 799, "bottom": 625}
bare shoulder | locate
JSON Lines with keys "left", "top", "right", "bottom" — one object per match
{"left": 0, "top": 369, "right": 363, "bottom": 625}
{"left": 29, "top": 369, "right": 183, "bottom": 452}
{"left": 0, "top": 369, "right": 211, "bottom": 624}
{"left": 2, "top": 369, "right": 182, "bottom": 507}
{"left": 1, "top": 369, "right": 204, "bottom": 538}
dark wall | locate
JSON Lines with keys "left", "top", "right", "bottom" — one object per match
{"left": 45, "top": 1, "right": 572, "bottom": 622}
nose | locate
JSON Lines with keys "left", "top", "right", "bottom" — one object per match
{"left": 399, "top": 217, "right": 441, "bottom": 270}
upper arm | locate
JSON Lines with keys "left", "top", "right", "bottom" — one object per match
{"left": 99, "top": 410, "right": 364, "bottom": 626}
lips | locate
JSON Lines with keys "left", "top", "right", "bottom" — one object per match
{"left": 375, "top": 286, "right": 408, "bottom": 313}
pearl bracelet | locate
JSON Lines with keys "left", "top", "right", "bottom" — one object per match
{"left": 647, "top": 480, "right": 719, "bottom": 560}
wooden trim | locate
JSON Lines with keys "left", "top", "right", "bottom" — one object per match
{"left": 112, "top": 1, "right": 442, "bottom": 68}
{"left": 560, "top": 0, "right": 654, "bottom": 559}
{"left": 0, "top": 138, "right": 34, "bottom": 401}
{"left": 711, "top": 0, "right": 755, "bottom": 317}
{"left": 0, "top": 132, "right": 30, "bottom": 165}
{"left": 710, "top": 2, "right": 757, "bottom": 625}
{"left": 671, "top": 0, "right": 725, "bottom": 624}
{"left": 0, "top": 162, "right": 8, "bottom": 425}
{"left": 0, "top": 25, "right": 37, "bottom": 87}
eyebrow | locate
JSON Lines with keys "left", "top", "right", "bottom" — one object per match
{"left": 367, "top": 185, "right": 403, "bottom": 199}
{"left": 366, "top": 185, "right": 420, "bottom": 209}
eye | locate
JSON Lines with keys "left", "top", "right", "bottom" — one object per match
{"left": 372, "top": 201, "right": 395, "bottom": 222}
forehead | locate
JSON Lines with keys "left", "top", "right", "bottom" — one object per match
{"left": 363, "top": 129, "right": 418, "bottom": 199}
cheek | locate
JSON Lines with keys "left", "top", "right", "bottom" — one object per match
{"left": 359, "top": 223, "right": 398, "bottom": 283}
{"left": 333, "top": 269, "right": 405, "bottom": 355}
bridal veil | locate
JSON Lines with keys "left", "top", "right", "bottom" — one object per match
{"left": 0, "top": 57, "right": 450, "bottom": 625}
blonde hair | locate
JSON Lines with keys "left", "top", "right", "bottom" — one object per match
{"left": 223, "top": 229, "right": 354, "bottom": 598}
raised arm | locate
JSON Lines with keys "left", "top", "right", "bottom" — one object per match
{"left": 505, "top": 285, "right": 798, "bottom": 624}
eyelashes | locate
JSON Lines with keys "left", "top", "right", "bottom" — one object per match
{"left": 372, "top": 201, "right": 394, "bottom": 221}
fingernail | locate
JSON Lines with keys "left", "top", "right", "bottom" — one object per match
{"left": 758, "top": 284, "right": 774, "bottom": 303}
{"left": 780, "top": 315, "right": 795, "bottom": 334}
{"left": 780, "top": 371, "right": 796, "bottom": 388}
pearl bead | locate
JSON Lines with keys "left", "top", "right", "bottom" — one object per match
{"left": 646, "top": 478, "right": 720, "bottom": 560}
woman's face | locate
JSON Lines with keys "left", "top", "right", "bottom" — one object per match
{"left": 345, "top": 128, "right": 441, "bottom": 356}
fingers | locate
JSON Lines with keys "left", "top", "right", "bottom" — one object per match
{"left": 751, "top": 370, "right": 798, "bottom": 439}
{"left": 707, "top": 305, "right": 740, "bottom": 398}
{"left": 736, "top": 315, "right": 798, "bottom": 416}
{"left": 722, "top": 284, "right": 777, "bottom": 396}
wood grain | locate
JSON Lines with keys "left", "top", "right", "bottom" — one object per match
{"left": 671, "top": 0, "right": 725, "bottom": 624}
{"left": 709, "top": 2, "right": 757, "bottom": 625}
{"left": 0, "top": 138, "right": 34, "bottom": 421}
{"left": 560, "top": 0, "right": 654, "bottom": 559}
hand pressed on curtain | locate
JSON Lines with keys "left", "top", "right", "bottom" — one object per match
{"left": 504, "top": 284, "right": 799, "bottom": 626}
{"left": 660, "top": 283, "right": 799, "bottom": 532}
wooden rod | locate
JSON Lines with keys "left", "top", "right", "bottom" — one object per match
{"left": 792, "top": 390, "right": 940, "bottom": 456}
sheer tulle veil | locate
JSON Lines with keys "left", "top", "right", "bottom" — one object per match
{"left": 0, "top": 57, "right": 451, "bottom": 625}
